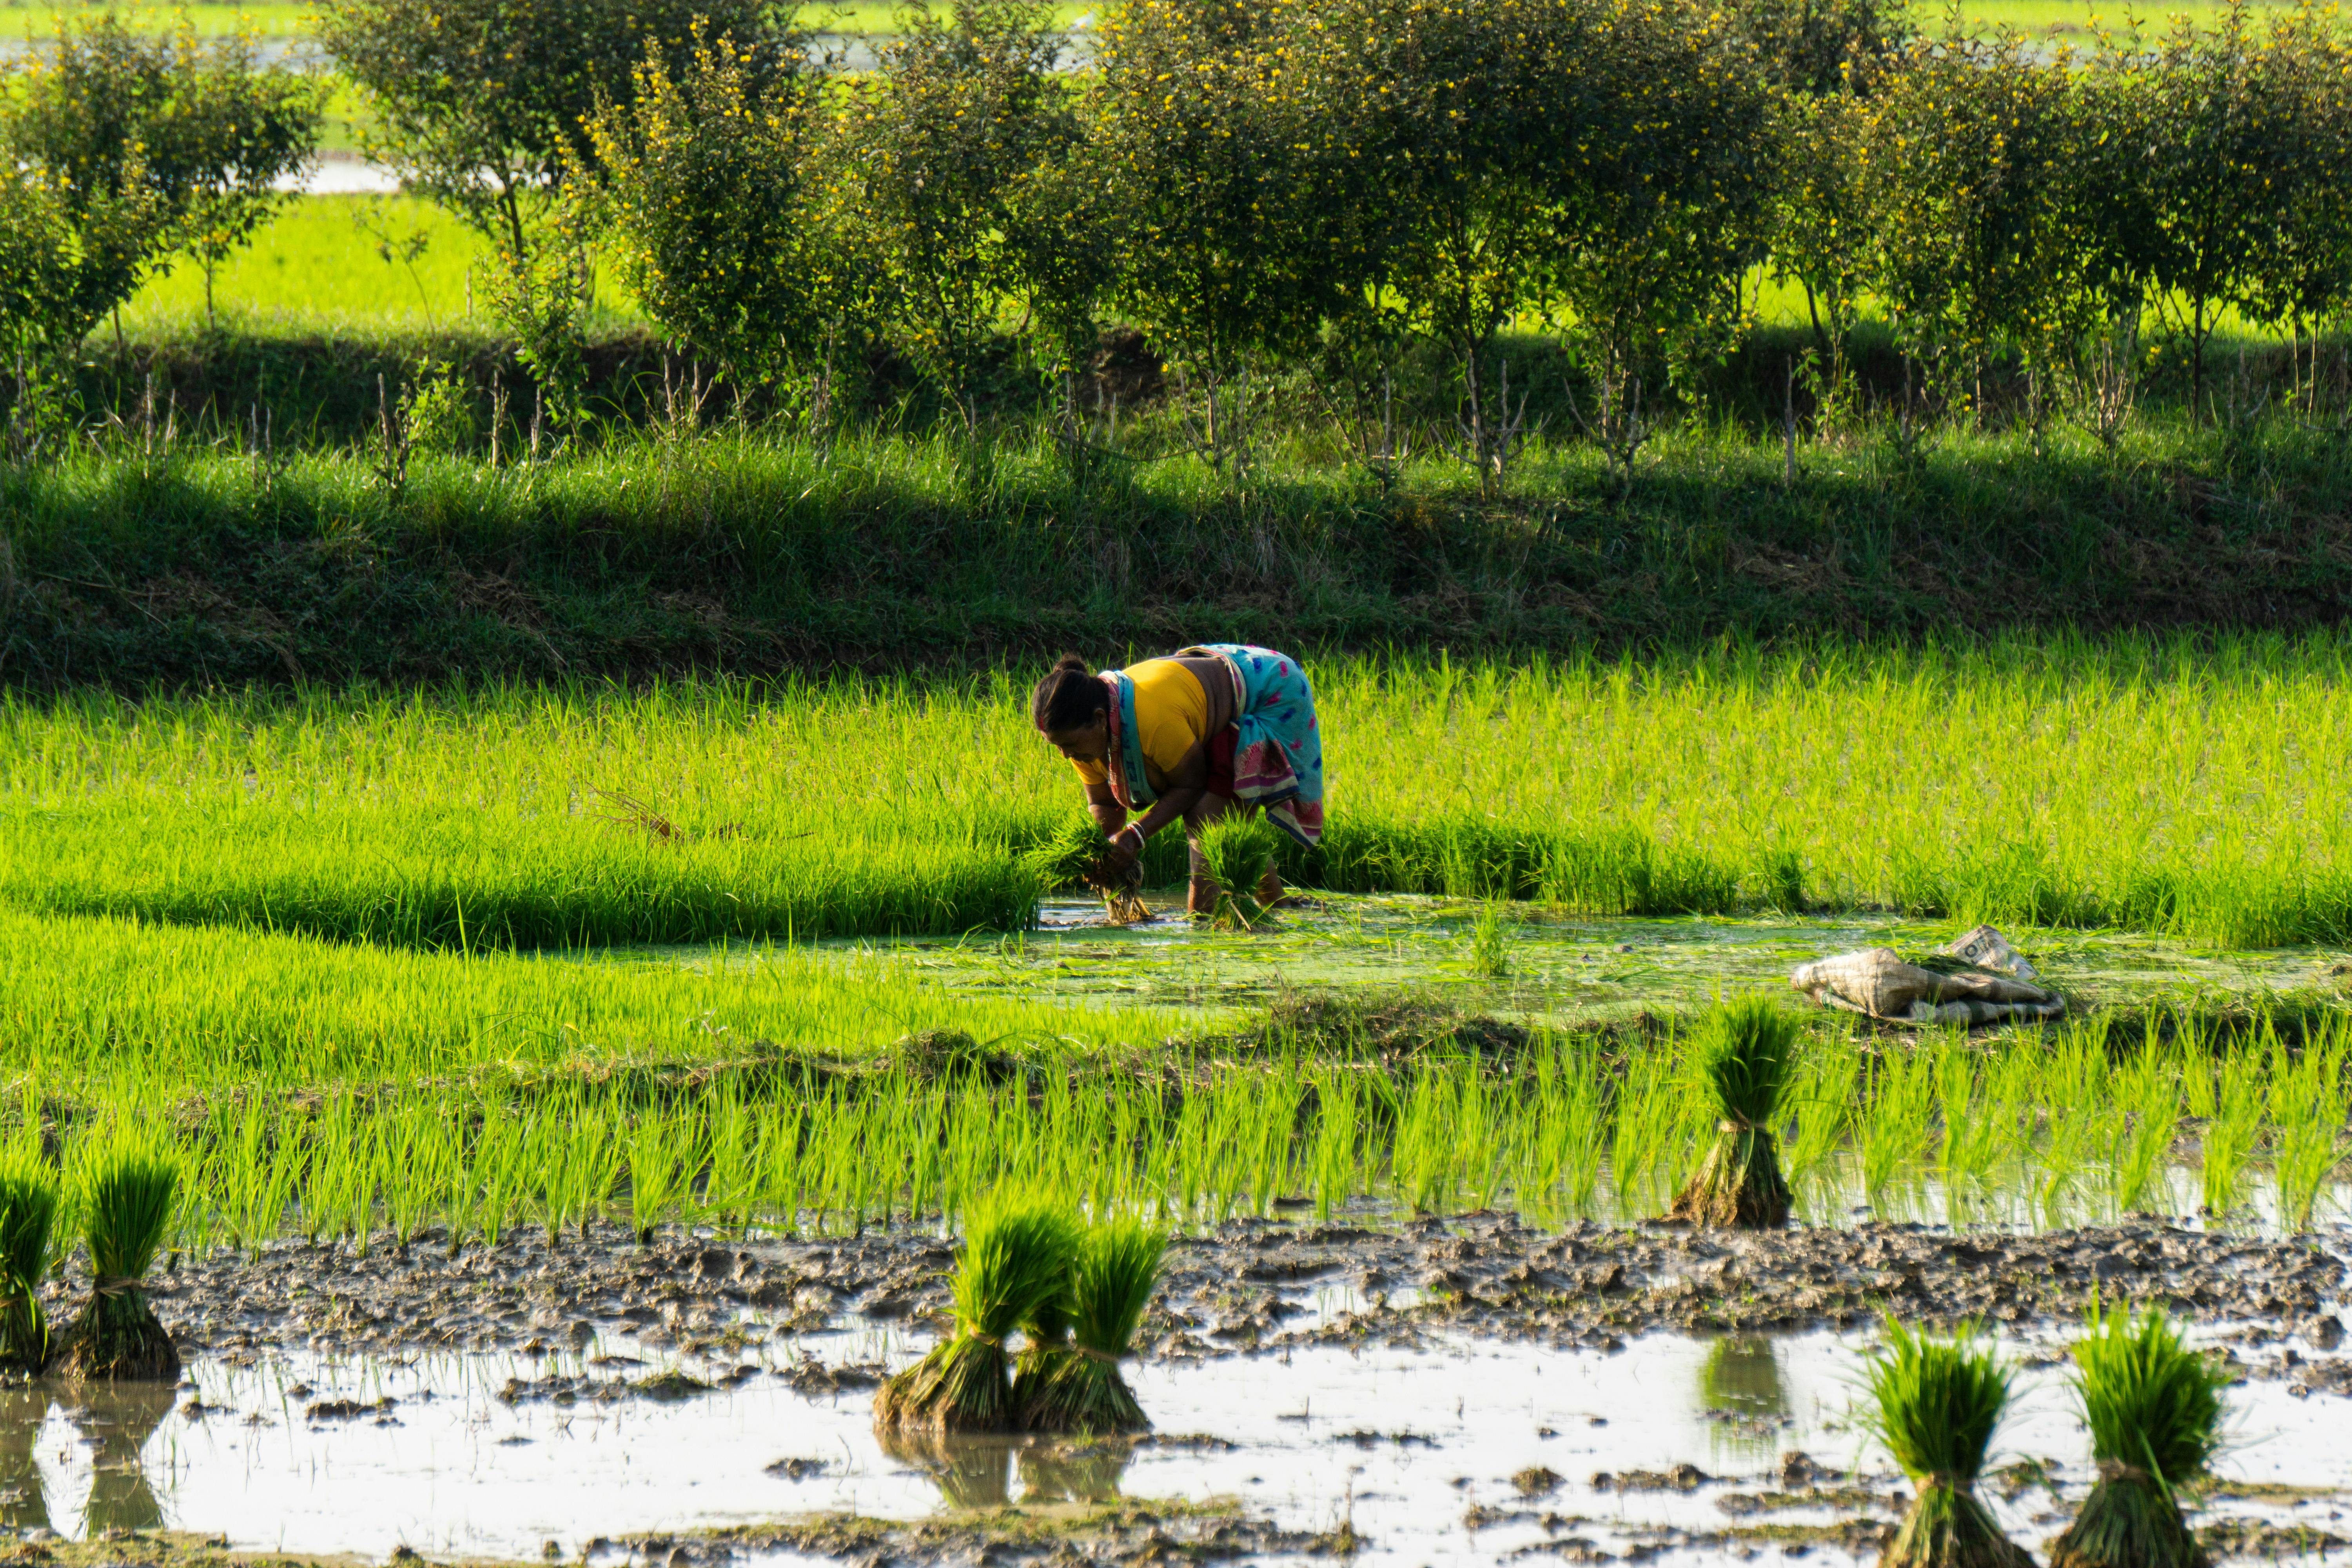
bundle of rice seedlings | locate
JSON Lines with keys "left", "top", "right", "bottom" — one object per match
{"left": 1198, "top": 814, "right": 1281, "bottom": 929}
{"left": 1010, "top": 1257, "right": 1073, "bottom": 1408}
{"left": 54, "top": 1137, "right": 181, "bottom": 1381}
{"left": 0, "top": 1150, "right": 60, "bottom": 1373}
{"left": 873, "top": 1192, "right": 1078, "bottom": 1433}
{"left": 1665, "top": 996, "right": 1799, "bottom": 1228}
{"left": 1861, "top": 1316, "right": 2033, "bottom": 1568}
{"left": 1020, "top": 815, "right": 1149, "bottom": 923}
{"left": 2050, "top": 1302, "right": 2227, "bottom": 1568}
{"left": 1018, "top": 1217, "right": 1166, "bottom": 1435}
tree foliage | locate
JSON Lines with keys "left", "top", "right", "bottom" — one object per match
{"left": 581, "top": 28, "right": 831, "bottom": 389}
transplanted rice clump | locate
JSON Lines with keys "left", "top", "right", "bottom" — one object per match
{"left": 1021, "top": 814, "right": 1149, "bottom": 923}
{"left": 1665, "top": 995, "right": 1798, "bottom": 1229}
{"left": 1017, "top": 1216, "right": 1166, "bottom": 1435}
{"left": 0, "top": 1149, "right": 58, "bottom": 1374}
{"left": 1198, "top": 814, "right": 1281, "bottom": 928}
{"left": 873, "top": 1192, "right": 1078, "bottom": 1434}
{"left": 2050, "top": 1302, "right": 2227, "bottom": 1568}
{"left": 54, "top": 1135, "right": 181, "bottom": 1381}
{"left": 1863, "top": 1316, "right": 2033, "bottom": 1568}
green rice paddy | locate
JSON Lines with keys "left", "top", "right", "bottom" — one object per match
{"left": 0, "top": 636, "right": 2341, "bottom": 1250}
{"left": 8, "top": 636, "right": 2350, "bottom": 951}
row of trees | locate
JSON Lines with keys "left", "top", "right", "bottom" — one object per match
{"left": 5, "top": 0, "right": 2350, "bottom": 485}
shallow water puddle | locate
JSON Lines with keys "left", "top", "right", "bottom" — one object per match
{"left": 586, "top": 898, "right": 2352, "bottom": 1025}
{"left": 11, "top": 1326, "right": 2348, "bottom": 1564}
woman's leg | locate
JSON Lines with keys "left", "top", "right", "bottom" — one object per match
{"left": 1183, "top": 792, "right": 1237, "bottom": 915}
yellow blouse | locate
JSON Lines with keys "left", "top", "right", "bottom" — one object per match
{"left": 1069, "top": 659, "right": 1210, "bottom": 789}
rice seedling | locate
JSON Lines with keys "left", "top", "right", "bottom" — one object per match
{"left": 1468, "top": 902, "right": 1510, "bottom": 978}
{"left": 54, "top": 1131, "right": 183, "bottom": 1381}
{"left": 1856, "top": 1044, "right": 1937, "bottom": 1213}
{"left": 0, "top": 1148, "right": 61, "bottom": 1373}
{"left": 1018, "top": 1216, "right": 1166, "bottom": 1435}
{"left": 2196, "top": 1052, "right": 2264, "bottom": 1219}
{"left": 1196, "top": 815, "right": 1282, "bottom": 929}
{"left": 1859, "top": 1316, "right": 2032, "bottom": 1568}
{"left": 1666, "top": 997, "right": 1799, "bottom": 1229}
{"left": 2269, "top": 1036, "right": 2349, "bottom": 1234}
{"left": 1777, "top": 1037, "right": 1854, "bottom": 1197}
{"left": 214, "top": 1097, "right": 304, "bottom": 1259}
{"left": 1519, "top": 1038, "right": 1608, "bottom": 1221}
{"left": 11, "top": 637, "right": 2352, "bottom": 954}
{"left": 1019, "top": 815, "right": 1149, "bottom": 924}
{"left": 874, "top": 1192, "right": 1080, "bottom": 1434}
{"left": 2050, "top": 1302, "right": 2229, "bottom": 1568}
{"left": 2110, "top": 1045, "right": 2183, "bottom": 1218}
{"left": 1610, "top": 1044, "right": 1686, "bottom": 1216}
{"left": 1306, "top": 1071, "right": 1366, "bottom": 1220}
{"left": 1935, "top": 1042, "right": 2004, "bottom": 1223}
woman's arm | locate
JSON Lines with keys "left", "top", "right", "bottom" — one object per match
{"left": 1084, "top": 780, "right": 1125, "bottom": 836}
{"left": 1102, "top": 746, "right": 1209, "bottom": 870}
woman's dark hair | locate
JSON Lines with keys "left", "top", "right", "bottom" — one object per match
{"left": 1032, "top": 654, "right": 1109, "bottom": 733}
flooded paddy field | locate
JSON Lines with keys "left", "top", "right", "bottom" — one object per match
{"left": 6, "top": 1248, "right": 2351, "bottom": 1566}
{"left": 2, "top": 662, "right": 2351, "bottom": 1564}
{"left": 606, "top": 895, "right": 2352, "bottom": 1025}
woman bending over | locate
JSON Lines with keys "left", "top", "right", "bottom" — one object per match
{"left": 1031, "top": 645, "right": 1326, "bottom": 916}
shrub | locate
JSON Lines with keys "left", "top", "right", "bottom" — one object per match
{"left": 829, "top": 0, "right": 1081, "bottom": 436}
{"left": 1085, "top": 0, "right": 1356, "bottom": 479}
{"left": 581, "top": 28, "right": 835, "bottom": 402}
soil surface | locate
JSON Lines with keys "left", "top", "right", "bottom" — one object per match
{"left": 108, "top": 1212, "right": 2350, "bottom": 1383}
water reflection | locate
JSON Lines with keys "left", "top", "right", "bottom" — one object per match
{"left": 875, "top": 1430, "right": 1134, "bottom": 1511}
{"left": 1697, "top": 1335, "right": 1788, "bottom": 1463}
{"left": 0, "top": 1385, "right": 49, "bottom": 1531}
{"left": 73, "top": 1381, "right": 176, "bottom": 1535}
{"left": 1018, "top": 1438, "right": 1131, "bottom": 1504}
{"left": 875, "top": 1429, "right": 1016, "bottom": 1510}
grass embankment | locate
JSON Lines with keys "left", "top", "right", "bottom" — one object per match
{"left": 12, "top": 404, "right": 2352, "bottom": 684}
{"left": 0, "top": 644, "right": 2348, "bottom": 947}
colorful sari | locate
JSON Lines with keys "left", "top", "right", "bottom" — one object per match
{"left": 1097, "top": 644, "right": 1325, "bottom": 848}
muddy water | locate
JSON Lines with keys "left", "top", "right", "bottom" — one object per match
{"left": 587, "top": 897, "right": 2352, "bottom": 1026}
{"left": 12, "top": 1323, "right": 2349, "bottom": 1563}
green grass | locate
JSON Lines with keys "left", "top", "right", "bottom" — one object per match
{"left": 109, "top": 193, "right": 2292, "bottom": 341}
{"left": 122, "top": 196, "right": 501, "bottom": 331}
{"left": 0, "top": 899, "right": 2339, "bottom": 1248}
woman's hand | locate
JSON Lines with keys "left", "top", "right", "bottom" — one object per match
{"left": 1099, "top": 824, "right": 1143, "bottom": 878}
